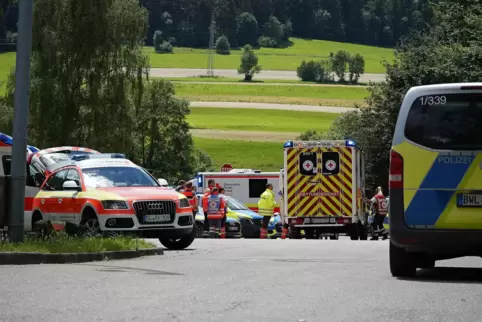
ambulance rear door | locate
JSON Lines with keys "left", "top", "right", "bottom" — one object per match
{"left": 319, "top": 146, "right": 355, "bottom": 219}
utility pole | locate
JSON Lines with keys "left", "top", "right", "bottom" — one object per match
{"left": 8, "top": 0, "right": 34, "bottom": 243}
{"left": 207, "top": 13, "right": 216, "bottom": 77}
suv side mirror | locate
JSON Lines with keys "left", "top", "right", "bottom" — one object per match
{"left": 63, "top": 180, "right": 80, "bottom": 191}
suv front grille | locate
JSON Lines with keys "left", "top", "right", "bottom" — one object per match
{"left": 132, "top": 200, "right": 176, "bottom": 224}
{"left": 252, "top": 218, "right": 262, "bottom": 227}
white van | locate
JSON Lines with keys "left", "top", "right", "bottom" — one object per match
{"left": 390, "top": 83, "right": 482, "bottom": 277}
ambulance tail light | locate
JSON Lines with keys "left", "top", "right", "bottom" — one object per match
{"left": 389, "top": 150, "right": 403, "bottom": 189}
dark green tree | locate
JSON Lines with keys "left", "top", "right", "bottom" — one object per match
{"left": 236, "top": 12, "right": 259, "bottom": 46}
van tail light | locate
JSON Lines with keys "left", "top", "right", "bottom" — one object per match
{"left": 389, "top": 150, "right": 403, "bottom": 189}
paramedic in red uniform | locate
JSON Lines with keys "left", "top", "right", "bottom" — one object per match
{"left": 202, "top": 187, "right": 226, "bottom": 238}
{"left": 218, "top": 187, "right": 228, "bottom": 239}
{"left": 181, "top": 181, "right": 198, "bottom": 216}
{"left": 258, "top": 183, "right": 276, "bottom": 239}
{"left": 369, "top": 186, "right": 388, "bottom": 240}
{"left": 202, "top": 179, "right": 216, "bottom": 234}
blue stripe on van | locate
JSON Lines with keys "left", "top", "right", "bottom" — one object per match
{"left": 405, "top": 153, "right": 476, "bottom": 226}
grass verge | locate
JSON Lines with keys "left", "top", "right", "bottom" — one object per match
{"left": 164, "top": 76, "right": 369, "bottom": 86}
{"left": 188, "top": 107, "right": 339, "bottom": 133}
{"left": 177, "top": 83, "right": 368, "bottom": 107}
{"left": 0, "top": 235, "right": 156, "bottom": 253}
{"left": 147, "top": 38, "right": 393, "bottom": 73}
{"left": 194, "top": 137, "right": 283, "bottom": 171}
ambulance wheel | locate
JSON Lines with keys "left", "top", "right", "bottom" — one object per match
{"left": 359, "top": 224, "right": 368, "bottom": 240}
{"left": 390, "top": 241, "right": 416, "bottom": 278}
{"left": 305, "top": 228, "right": 317, "bottom": 239}
{"left": 291, "top": 228, "right": 302, "bottom": 239}
{"left": 349, "top": 224, "right": 360, "bottom": 240}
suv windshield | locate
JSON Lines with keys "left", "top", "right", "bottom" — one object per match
{"left": 225, "top": 196, "right": 249, "bottom": 210}
{"left": 405, "top": 93, "right": 482, "bottom": 150}
{"left": 82, "top": 166, "right": 160, "bottom": 188}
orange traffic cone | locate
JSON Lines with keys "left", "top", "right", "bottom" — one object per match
{"left": 220, "top": 227, "right": 226, "bottom": 239}
{"left": 281, "top": 227, "right": 288, "bottom": 239}
{"left": 260, "top": 228, "right": 267, "bottom": 239}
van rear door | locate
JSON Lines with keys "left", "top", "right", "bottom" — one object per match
{"left": 402, "top": 92, "right": 482, "bottom": 230}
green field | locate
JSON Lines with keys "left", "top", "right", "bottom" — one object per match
{"left": 147, "top": 38, "right": 393, "bottom": 73}
{"left": 188, "top": 107, "right": 339, "bottom": 133}
{"left": 177, "top": 83, "right": 368, "bottom": 107}
{"left": 194, "top": 137, "right": 283, "bottom": 171}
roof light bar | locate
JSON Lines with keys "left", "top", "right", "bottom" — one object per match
{"left": 70, "top": 153, "right": 126, "bottom": 162}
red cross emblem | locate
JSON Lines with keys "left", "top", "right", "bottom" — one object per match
{"left": 325, "top": 160, "right": 336, "bottom": 171}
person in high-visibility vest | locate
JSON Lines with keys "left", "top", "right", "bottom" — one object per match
{"left": 202, "top": 179, "right": 216, "bottom": 234}
{"left": 181, "top": 181, "right": 198, "bottom": 216}
{"left": 369, "top": 186, "right": 388, "bottom": 240}
{"left": 258, "top": 183, "right": 276, "bottom": 239}
{"left": 278, "top": 188, "right": 290, "bottom": 239}
{"left": 218, "top": 187, "right": 228, "bottom": 239}
{"left": 202, "top": 187, "right": 226, "bottom": 238}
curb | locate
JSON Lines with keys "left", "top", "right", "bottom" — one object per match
{"left": 0, "top": 247, "right": 164, "bottom": 265}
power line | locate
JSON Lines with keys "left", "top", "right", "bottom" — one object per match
{"left": 207, "top": 13, "right": 216, "bottom": 77}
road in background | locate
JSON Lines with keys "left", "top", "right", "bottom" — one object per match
{"left": 151, "top": 68, "right": 386, "bottom": 83}
{"left": 1, "top": 239, "right": 482, "bottom": 321}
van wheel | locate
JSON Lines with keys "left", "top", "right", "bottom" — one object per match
{"left": 359, "top": 223, "right": 368, "bottom": 240}
{"left": 390, "top": 241, "right": 416, "bottom": 277}
{"left": 329, "top": 234, "right": 339, "bottom": 240}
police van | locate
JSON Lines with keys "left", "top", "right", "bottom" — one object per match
{"left": 390, "top": 83, "right": 482, "bottom": 277}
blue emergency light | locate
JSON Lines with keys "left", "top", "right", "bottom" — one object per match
{"left": 283, "top": 141, "right": 294, "bottom": 148}
{"left": 197, "top": 174, "right": 203, "bottom": 186}
{"left": 0, "top": 132, "right": 40, "bottom": 152}
{"left": 345, "top": 139, "right": 357, "bottom": 147}
{"left": 71, "top": 153, "right": 126, "bottom": 162}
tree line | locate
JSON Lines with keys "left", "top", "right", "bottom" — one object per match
{"left": 140, "top": 0, "right": 435, "bottom": 48}
{"left": 1, "top": 0, "right": 435, "bottom": 49}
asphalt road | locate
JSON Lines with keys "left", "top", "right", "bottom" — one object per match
{"left": 1, "top": 239, "right": 482, "bottom": 322}
{"left": 151, "top": 68, "right": 386, "bottom": 83}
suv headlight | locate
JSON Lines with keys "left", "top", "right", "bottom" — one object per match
{"left": 101, "top": 200, "right": 129, "bottom": 210}
{"left": 179, "top": 198, "right": 191, "bottom": 208}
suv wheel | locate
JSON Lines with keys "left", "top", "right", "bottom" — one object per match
{"left": 390, "top": 241, "right": 416, "bottom": 277}
{"left": 159, "top": 229, "right": 195, "bottom": 250}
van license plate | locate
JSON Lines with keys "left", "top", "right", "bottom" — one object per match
{"left": 457, "top": 194, "right": 482, "bottom": 207}
{"left": 311, "top": 218, "right": 336, "bottom": 224}
{"left": 144, "top": 214, "right": 171, "bottom": 223}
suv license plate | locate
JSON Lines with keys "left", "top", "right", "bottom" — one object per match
{"left": 457, "top": 193, "right": 482, "bottom": 207}
{"left": 144, "top": 214, "right": 170, "bottom": 223}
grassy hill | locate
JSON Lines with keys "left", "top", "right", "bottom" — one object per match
{"left": 148, "top": 38, "right": 393, "bottom": 74}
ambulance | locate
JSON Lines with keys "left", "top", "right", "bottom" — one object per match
{"left": 195, "top": 170, "right": 281, "bottom": 213}
{"left": 280, "top": 139, "right": 369, "bottom": 240}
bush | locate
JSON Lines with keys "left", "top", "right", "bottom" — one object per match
{"left": 158, "top": 41, "right": 173, "bottom": 53}
{"left": 168, "top": 37, "right": 176, "bottom": 45}
{"left": 258, "top": 36, "right": 278, "bottom": 48}
{"left": 348, "top": 54, "right": 365, "bottom": 83}
{"left": 215, "top": 35, "right": 230, "bottom": 55}
{"left": 296, "top": 60, "right": 332, "bottom": 83}
{"left": 330, "top": 50, "right": 351, "bottom": 82}
{"left": 297, "top": 61, "right": 322, "bottom": 82}
{"left": 153, "top": 30, "right": 163, "bottom": 52}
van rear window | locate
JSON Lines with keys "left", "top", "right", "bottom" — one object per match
{"left": 404, "top": 93, "right": 482, "bottom": 150}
